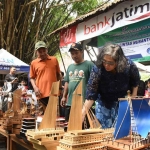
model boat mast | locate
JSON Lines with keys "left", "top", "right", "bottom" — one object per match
{"left": 67, "top": 80, "right": 83, "bottom": 131}
{"left": 39, "top": 80, "right": 60, "bottom": 130}
{"left": 26, "top": 80, "right": 64, "bottom": 150}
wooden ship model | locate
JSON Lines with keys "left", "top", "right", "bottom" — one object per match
{"left": 2, "top": 89, "right": 34, "bottom": 134}
{"left": 102, "top": 91, "right": 150, "bottom": 150}
{"left": 26, "top": 80, "right": 64, "bottom": 150}
{"left": 57, "top": 80, "right": 114, "bottom": 150}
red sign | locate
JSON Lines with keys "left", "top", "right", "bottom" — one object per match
{"left": 60, "top": 25, "right": 77, "bottom": 47}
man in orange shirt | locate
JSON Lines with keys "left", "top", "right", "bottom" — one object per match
{"left": 30, "top": 41, "right": 61, "bottom": 110}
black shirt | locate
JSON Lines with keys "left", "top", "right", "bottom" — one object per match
{"left": 5, "top": 74, "right": 18, "bottom": 92}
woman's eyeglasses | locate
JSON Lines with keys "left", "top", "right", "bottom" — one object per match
{"left": 102, "top": 59, "right": 115, "bottom": 66}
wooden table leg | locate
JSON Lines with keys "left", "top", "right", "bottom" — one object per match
{"left": 9, "top": 134, "right": 36, "bottom": 150}
{"left": 0, "top": 128, "right": 9, "bottom": 150}
{"left": 9, "top": 137, "right": 17, "bottom": 150}
{"left": 7, "top": 135, "right": 9, "bottom": 150}
{"left": 9, "top": 136, "right": 12, "bottom": 150}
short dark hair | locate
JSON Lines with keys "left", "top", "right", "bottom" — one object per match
{"left": 61, "top": 71, "right": 64, "bottom": 77}
{"left": 10, "top": 66, "right": 16, "bottom": 70}
{"left": 68, "top": 43, "right": 83, "bottom": 52}
{"left": 20, "top": 79, "right": 27, "bottom": 86}
{"left": 21, "top": 79, "right": 27, "bottom": 83}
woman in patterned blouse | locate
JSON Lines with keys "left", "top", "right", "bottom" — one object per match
{"left": 82, "top": 43, "right": 140, "bottom": 128}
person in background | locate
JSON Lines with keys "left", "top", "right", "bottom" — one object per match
{"left": 59, "top": 71, "right": 65, "bottom": 117}
{"left": 20, "top": 79, "right": 28, "bottom": 99}
{"left": 145, "top": 78, "right": 150, "bottom": 98}
{"left": 60, "top": 43, "right": 94, "bottom": 126}
{"left": 137, "top": 80, "right": 145, "bottom": 96}
{"left": 60, "top": 71, "right": 65, "bottom": 89}
{"left": 30, "top": 41, "right": 61, "bottom": 111}
{"left": 0, "top": 87, "right": 3, "bottom": 115}
{"left": 82, "top": 43, "right": 140, "bottom": 129}
{"left": 4, "top": 66, "right": 19, "bottom": 110}
{"left": 5, "top": 66, "right": 18, "bottom": 92}
{"left": 0, "top": 87, "right": 3, "bottom": 93}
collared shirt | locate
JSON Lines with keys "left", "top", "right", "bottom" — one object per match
{"left": 86, "top": 59, "right": 140, "bottom": 105}
{"left": 30, "top": 55, "right": 60, "bottom": 98}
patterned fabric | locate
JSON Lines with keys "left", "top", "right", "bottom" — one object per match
{"left": 95, "top": 100, "right": 118, "bottom": 128}
{"left": 86, "top": 58, "right": 140, "bottom": 128}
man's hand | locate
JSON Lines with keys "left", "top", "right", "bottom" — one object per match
{"left": 11, "top": 78, "right": 18, "bottom": 83}
{"left": 60, "top": 97, "right": 67, "bottom": 107}
{"left": 34, "top": 86, "right": 42, "bottom": 98}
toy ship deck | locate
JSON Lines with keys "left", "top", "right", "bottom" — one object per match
{"left": 103, "top": 136, "right": 150, "bottom": 150}
{"left": 57, "top": 128, "right": 114, "bottom": 150}
{"left": 26, "top": 128, "right": 64, "bottom": 144}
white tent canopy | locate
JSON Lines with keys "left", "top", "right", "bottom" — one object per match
{"left": 0, "top": 48, "right": 30, "bottom": 74}
{"left": 134, "top": 62, "right": 150, "bottom": 73}
{"left": 134, "top": 61, "right": 150, "bottom": 81}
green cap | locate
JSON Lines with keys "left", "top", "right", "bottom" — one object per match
{"left": 35, "top": 41, "right": 47, "bottom": 50}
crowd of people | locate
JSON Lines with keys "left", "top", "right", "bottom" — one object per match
{"left": 28, "top": 41, "right": 149, "bottom": 129}
{"left": 0, "top": 41, "right": 150, "bottom": 130}
{"left": 0, "top": 66, "right": 30, "bottom": 112}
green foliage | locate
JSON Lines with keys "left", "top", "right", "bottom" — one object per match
{"left": 71, "top": 0, "right": 102, "bottom": 16}
{"left": 55, "top": 52, "right": 64, "bottom": 62}
{"left": 0, "top": 0, "right": 104, "bottom": 64}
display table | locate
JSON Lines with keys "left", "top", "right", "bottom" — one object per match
{"left": 0, "top": 128, "right": 57, "bottom": 150}
{"left": 9, "top": 134, "right": 36, "bottom": 150}
{"left": 0, "top": 127, "right": 9, "bottom": 150}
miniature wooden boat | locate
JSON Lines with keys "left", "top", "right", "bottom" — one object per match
{"left": 2, "top": 89, "right": 32, "bottom": 134}
{"left": 26, "top": 80, "right": 65, "bottom": 150}
{"left": 57, "top": 80, "right": 114, "bottom": 150}
{"left": 102, "top": 94, "right": 150, "bottom": 150}
{"left": 3, "top": 89, "right": 22, "bottom": 118}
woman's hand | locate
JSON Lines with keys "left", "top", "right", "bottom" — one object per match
{"left": 82, "top": 106, "right": 86, "bottom": 123}
{"left": 82, "top": 100, "right": 95, "bottom": 122}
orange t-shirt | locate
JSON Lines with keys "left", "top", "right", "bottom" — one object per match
{"left": 30, "top": 55, "right": 60, "bottom": 98}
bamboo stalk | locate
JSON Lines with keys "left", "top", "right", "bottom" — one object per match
{"left": 9, "top": 0, "right": 26, "bottom": 50}
{"left": 19, "top": 4, "right": 32, "bottom": 59}
{"left": 6, "top": 0, "right": 15, "bottom": 52}
{"left": 0, "top": 7, "right": 3, "bottom": 47}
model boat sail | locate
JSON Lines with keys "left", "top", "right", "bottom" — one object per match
{"left": 105, "top": 94, "right": 150, "bottom": 150}
{"left": 114, "top": 97, "right": 150, "bottom": 139}
{"left": 57, "top": 80, "right": 114, "bottom": 150}
{"left": 67, "top": 79, "right": 83, "bottom": 131}
{"left": 26, "top": 80, "right": 64, "bottom": 150}
{"left": 68, "top": 80, "right": 101, "bottom": 131}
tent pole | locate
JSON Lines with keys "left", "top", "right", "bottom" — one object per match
{"left": 84, "top": 46, "right": 93, "bottom": 62}
{"left": 59, "top": 48, "right": 66, "bottom": 73}
{"left": 92, "top": 47, "right": 97, "bottom": 57}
